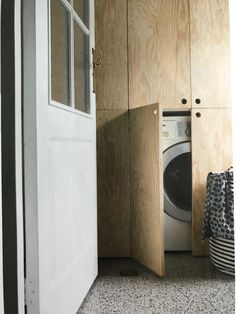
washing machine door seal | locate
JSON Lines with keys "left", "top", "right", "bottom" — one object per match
{"left": 163, "top": 141, "right": 192, "bottom": 222}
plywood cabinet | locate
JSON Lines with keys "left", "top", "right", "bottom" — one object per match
{"left": 128, "top": 106, "right": 232, "bottom": 262}
{"left": 95, "top": 0, "right": 130, "bottom": 257}
{"left": 190, "top": 0, "right": 231, "bottom": 108}
{"left": 190, "top": 0, "right": 231, "bottom": 109}
{"left": 192, "top": 109, "right": 232, "bottom": 256}
{"left": 95, "top": 0, "right": 128, "bottom": 110}
{"left": 97, "top": 110, "right": 130, "bottom": 257}
{"left": 95, "top": 0, "right": 231, "bottom": 110}
{"left": 95, "top": 0, "right": 232, "bottom": 259}
{"left": 128, "top": 0, "right": 191, "bottom": 109}
{"left": 128, "top": 0, "right": 230, "bottom": 110}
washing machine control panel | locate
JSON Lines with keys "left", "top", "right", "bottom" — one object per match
{"left": 162, "top": 121, "right": 176, "bottom": 140}
{"left": 162, "top": 116, "right": 191, "bottom": 143}
{"left": 177, "top": 121, "right": 191, "bottom": 138}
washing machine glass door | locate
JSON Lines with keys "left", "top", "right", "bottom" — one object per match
{"left": 163, "top": 142, "right": 192, "bottom": 222}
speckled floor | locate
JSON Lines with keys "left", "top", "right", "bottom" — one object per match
{"left": 78, "top": 254, "right": 235, "bottom": 314}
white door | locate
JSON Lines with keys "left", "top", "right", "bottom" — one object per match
{"left": 23, "top": 0, "right": 97, "bottom": 313}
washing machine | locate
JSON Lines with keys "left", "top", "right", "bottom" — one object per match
{"left": 163, "top": 112, "right": 192, "bottom": 251}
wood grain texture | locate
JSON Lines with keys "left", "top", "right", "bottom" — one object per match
{"left": 190, "top": 0, "right": 231, "bottom": 108}
{"left": 128, "top": 0, "right": 191, "bottom": 109}
{"left": 130, "top": 103, "right": 164, "bottom": 276}
{"left": 97, "top": 110, "right": 130, "bottom": 257}
{"left": 192, "top": 109, "right": 232, "bottom": 256}
{"left": 95, "top": 0, "right": 128, "bottom": 110}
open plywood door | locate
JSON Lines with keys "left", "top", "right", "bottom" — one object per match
{"left": 192, "top": 109, "right": 232, "bottom": 256}
{"left": 130, "top": 103, "right": 165, "bottom": 276}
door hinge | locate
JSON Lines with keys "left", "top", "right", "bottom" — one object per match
{"left": 92, "top": 48, "right": 96, "bottom": 94}
{"left": 92, "top": 48, "right": 104, "bottom": 94}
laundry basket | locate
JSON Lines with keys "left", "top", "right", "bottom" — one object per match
{"left": 209, "top": 237, "right": 235, "bottom": 276}
{"left": 203, "top": 168, "right": 234, "bottom": 276}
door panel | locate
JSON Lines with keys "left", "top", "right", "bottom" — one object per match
{"left": 95, "top": 0, "right": 128, "bottom": 110}
{"left": 128, "top": 0, "right": 191, "bottom": 109}
{"left": 97, "top": 110, "right": 130, "bottom": 257}
{"left": 192, "top": 109, "right": 232, "bottom": 256}
{"left": 23, "top": 0, "right": 97, "bottom": 313}
{"left": 130, "top": 103, "right": 164, "bottom": 276}
{"left": 190, "top": 0, "right": 231, "bottom": 108}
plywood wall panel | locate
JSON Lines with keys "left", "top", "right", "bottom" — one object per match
{"left": 130, "top": 103, "right": 164, "bottom": 276}
{"left": 95, "top": 0, "right": 128, "bottom": 110}
{"left": 97, "top": 110, "right": 130, "bottom": 257}
{"left": 192, "top": 109, "right": 232, "bottom": 256}
{"left": 190, "top": 0, "right": 231, "bottom": 108}
{"left": 128, "top": 0, "right": 191, "bottom": 109}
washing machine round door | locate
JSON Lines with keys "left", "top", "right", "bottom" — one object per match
{"left": 163, "top": 141, "right": 192, "bottom": 222}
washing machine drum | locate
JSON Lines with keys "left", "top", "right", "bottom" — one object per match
{"left": 163, "top": 142, "right": 192, "bottom": 222}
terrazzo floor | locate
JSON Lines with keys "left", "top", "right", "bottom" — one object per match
{"left": 78, "top": 254, "right": 235, "bottom": 314}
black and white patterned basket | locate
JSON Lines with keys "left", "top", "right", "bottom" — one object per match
{"left": 209, "top": 237, "right": 235, "bottom": 276}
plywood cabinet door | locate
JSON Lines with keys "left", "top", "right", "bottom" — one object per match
{"left": 97, "top": 110, "right": 130, "bottom": 257}
{"left": 192, "top": 109, "right": 232, "bottom": 256}
{"left": 190, "top": 0, "right": 231, "bottom": 108}
{"left": 95, "top": 0, "right": 128, "bottom": 110}
{"left": 130, "top": 103, "right": 165, "bottom": 276}
{"left": 128, "top": 0, "right": 191, "bottom": 109}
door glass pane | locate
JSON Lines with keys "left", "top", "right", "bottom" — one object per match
{"left": 74, "top": 21, "right": 90, "bottom": 113}
{"left": 51, "top": 0, "right": 71, "bottom": 106}
{"left": 164, "top": 152, "right": 192, "bottom": 211}
{"left": 74, "top": 0, "right": 89, "bottom": 27}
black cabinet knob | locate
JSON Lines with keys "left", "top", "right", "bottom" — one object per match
{"left": 181, "top": 98, "right": 187, "bottom": 105}
{"left": 195, "top": 98, "right": 201, "bottom": 104}
{"left": 196, "top": 112, "right": 201, "bottom": 118}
